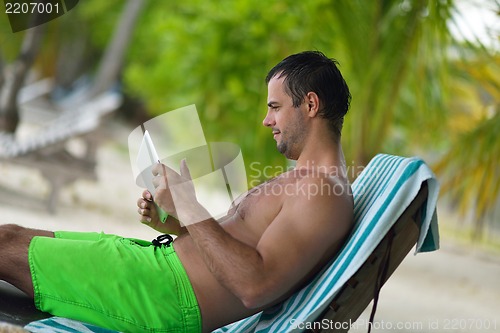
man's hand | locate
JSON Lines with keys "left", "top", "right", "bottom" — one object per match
{"left": 152, "top": 159, "right": 210, "bottom": 226}
{"left": 151, "top": 162, "right": 179, "bottom": 219}
{"left": 137, "top": 190, "right": 186, "bottom": 235}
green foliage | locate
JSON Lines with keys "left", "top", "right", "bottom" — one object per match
{"left": 122, "top": 0, "right": 457, "bottom": 178}
{"left": 124, "top": 0, "right": 340, "bottom": 181}
{"left": 0, "top": 6, "right": 24, "bottom": 61}
{"left": 329, "top": 0, "right": 454, "bottom": 165}
{"left": 434, "top": 51, "right": 500, "bottom": 239}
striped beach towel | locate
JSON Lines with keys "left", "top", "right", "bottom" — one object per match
{"left": 25, "top": 154, "right": 439, "bottom": 333}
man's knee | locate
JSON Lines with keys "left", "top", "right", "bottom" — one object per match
{"left": 0, "top": 224, "right": 53, "bottom": 243}
{"left": 0, "top": 224, "right": 47, "bottom": 251}
{"left": 0, "top": 225, "right": 36, "bottom": 296}
{"left": 0, "top": 223, "right": 25, "bottom": 231}
{"left": 0, "top": 224, "right": 26, "bottom": 243}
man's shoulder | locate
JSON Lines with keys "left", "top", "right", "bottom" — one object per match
{"left": 234, "top": 169, "right": 353, "bottom": 230}
{"left": 280, "top": 170, "right": 353, "bottom": 229}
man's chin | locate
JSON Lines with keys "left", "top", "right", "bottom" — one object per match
{"left": 277, "top": 143, "right": 286, "bottom": 155}
{"left": 277, "top": 144, "right": 294, "bottom": 160}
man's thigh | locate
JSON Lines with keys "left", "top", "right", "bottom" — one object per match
{"left": 0, "top": 224, "right": 53, "bottom": 296}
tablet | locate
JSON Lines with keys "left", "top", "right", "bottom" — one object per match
{"left": 137, "top": 130, "right": 160, "bottom": 194}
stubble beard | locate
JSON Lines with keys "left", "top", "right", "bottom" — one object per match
{"left": 276, "top": 107, "right": 306, "bottom": 160}
{"left": 277, "top": 133, "right": 300, "bottom": 160}
{"left": 277, "top": 140, "right": 288, "bottom": 156}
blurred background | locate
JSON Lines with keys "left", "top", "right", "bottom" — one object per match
{"left": 0, "top": 0, "right": 499, "bottom": 332}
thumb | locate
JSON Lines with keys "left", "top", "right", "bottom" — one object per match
{"left": 180, "top": 159, "right": 192, "bottom": 180}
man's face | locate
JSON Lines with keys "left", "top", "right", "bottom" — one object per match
{"left": 263, "top": 76, "right": 307, "bottom": 160}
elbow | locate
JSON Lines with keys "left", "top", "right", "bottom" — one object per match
{"left": 239, "top": 285, "right": 277, "bottom": 309}
{"left": 241, "top": 293, "right": 261, "bottom": 309}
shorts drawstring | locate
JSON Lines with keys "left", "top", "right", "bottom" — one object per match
{"left": 152, "top": 234, "right": 173, "bottom": 248}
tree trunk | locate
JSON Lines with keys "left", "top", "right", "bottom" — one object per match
{"left": 0, "top": 25, "right": 45, "bottom": 133}
{"left": 88, "top": 0, "right": 146, "bottom": 98}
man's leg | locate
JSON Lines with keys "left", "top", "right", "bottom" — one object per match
{"left": 0, "top": 224, "right": 53, "bottom": 297}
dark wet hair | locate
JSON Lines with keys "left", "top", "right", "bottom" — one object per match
{"left": 266, "top": 51, "right": 351, "bottom": 139}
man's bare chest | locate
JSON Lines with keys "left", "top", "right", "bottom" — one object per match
{"left": 231, "top": 174, "right": 300, "bottom": 227}
{"left": 218, "top": 179, "right": 284, "bottom": 245}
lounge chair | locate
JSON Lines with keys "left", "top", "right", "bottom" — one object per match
{"left": 0, "top": 153, "right": 439, "bottom": 332}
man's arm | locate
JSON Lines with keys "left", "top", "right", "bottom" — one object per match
{"left": 185, "top": 176, "right": 353, "bottom": 308}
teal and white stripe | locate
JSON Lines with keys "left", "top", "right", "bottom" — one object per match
{"left": 25, "top": 316, "right": 121, "bottom": 333}
{"left": 25, "top": 154, "right": 439, "bottom": 333}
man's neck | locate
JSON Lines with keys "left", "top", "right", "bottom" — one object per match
{"left": 295, "top": 151, "right": 346, "bottom": 180}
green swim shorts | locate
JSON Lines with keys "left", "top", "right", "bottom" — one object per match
{"left": 28, "top": 231, "right": 201, "bottom": 333}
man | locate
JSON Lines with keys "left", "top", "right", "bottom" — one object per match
{"left": 0, "top": 51, "right": 353, "bottom": 333}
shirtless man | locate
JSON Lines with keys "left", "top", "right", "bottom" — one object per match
{"left": 0, "top": 51, "right": 353, "bottom": 333}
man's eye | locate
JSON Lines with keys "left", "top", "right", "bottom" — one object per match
{"left": 268, "top": 104, "right": 279, "bottom": 111}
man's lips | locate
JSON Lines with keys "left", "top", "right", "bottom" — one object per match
{"left": 272, "top": 129, "right": 280, "bottom": 139}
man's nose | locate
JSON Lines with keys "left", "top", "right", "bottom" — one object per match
{"left": 262, "top": 111, "right": 275, "bottom": 127}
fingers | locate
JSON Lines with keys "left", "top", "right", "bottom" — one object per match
{"left": 151, "top": 163, "right": 174, "bottom": 177}
{"left": 152, "top": 174, "right": 162, "bottom": 188}
{"left": 152, "top": 163, "right": 163, "bottom": 177}
{"left": 137, "top": 196, "right": 152, "bottom": 223}
{"left": 138, "top": 210, "right": 152, "bottom": 223}
{"left": 152, "top": 161, "right": 191, "bottom": 180}
{"left": 142, "top": 189, "right": 152, "bottom": 201}
{"left": 152, "top": 162, "right": 191, "bottom": 189}
{"left": 152, "top": 163, "right": 171, "bottom": 189}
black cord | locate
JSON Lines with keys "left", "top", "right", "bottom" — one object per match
{"left": 368, "top": 229, "right": 394, "bottom": 333}
{"left": 152, "top": 234, "right": 173, "bottom": 247}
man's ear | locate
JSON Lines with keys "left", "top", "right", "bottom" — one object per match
{"left": 305, "top": 92, "right": 320, "bottom": 117}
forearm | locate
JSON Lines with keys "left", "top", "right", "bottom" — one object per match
{"left": 164, "top": 215, "right": 188, "bottom": 236}
{"left": 151, "top": 161, "right": 280, "bottom": 306}
{"left": 185, "top": 206, "right": 269, "bottom": 306}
